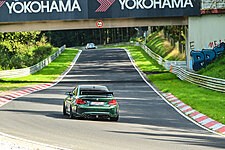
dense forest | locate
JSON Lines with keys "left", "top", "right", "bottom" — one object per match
{"left": 44, "top": 27, "right": 137, "bottom": 47}
{"left": 0, "top": 27, "right": 137, "bottom": 70}
{"left": 0, "top": 26, "right": 185, "bottom": 70}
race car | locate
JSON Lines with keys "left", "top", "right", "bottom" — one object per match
{"left": 63, "top": 85, "right": 119, "bottom": 121}
{"left": 85, "top": 43, "right": 96, "bottom": 49}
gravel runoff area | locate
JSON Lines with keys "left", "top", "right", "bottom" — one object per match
{"left": 0, "top": 134, "right": 58, "bottom": 150}
{"left": 0, "top": 86, "right": 59, "bottom": 150}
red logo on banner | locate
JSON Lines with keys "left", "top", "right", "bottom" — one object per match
{"left": 0, "top": 1, "right": 5, "bottom": 8}
{"left": 95, "top": 0, "right": 115, "bottom": 12}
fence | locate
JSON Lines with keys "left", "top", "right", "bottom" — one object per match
{"left": 139, "top": 42, "right": 225, "bottom": 93}
{"left": 0, "top": 45, "right": 66, "bottom": 79}
{"left": 201, "top": 0, "right": 225, "bottom": 9}
{"left": 171, "top": 66, "right": 225, "bottom": 92}
{"left": 139, "top": 42, "right": 186, "bottom": 70}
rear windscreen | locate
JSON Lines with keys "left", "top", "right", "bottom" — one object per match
{"left": 80, "top": 90, "right": 112, "bottom": 96}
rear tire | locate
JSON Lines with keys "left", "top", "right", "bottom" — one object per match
{"left": 63, "top": 101, "right": 67, "bottom": 116}
{"left": 70, "top": 105, "right": 74, "bottom": 119}
{"left": 110, "top": 115, "right": 119, "bottom": 121}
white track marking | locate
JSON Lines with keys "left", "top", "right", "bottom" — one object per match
{"left": 124, "top": 48, "right": 225, "bottom": 137}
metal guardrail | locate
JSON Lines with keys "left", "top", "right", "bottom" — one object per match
{"left": 138, "top": 42, "right": 186, "bottom": 70}
{"left": 0, "top": 45, "right": 66, "bottom": 79}
{"left": 171, "top": 66, "right": 225, "bottom": 92}
{"left": 139, "top": 42, "right": 225, "bottom": 93}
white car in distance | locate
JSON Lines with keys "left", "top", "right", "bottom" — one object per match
{"left": 86, "top": 43, "right": 97, "bottom": 49}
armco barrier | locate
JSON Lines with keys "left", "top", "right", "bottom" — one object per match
{"left": 171, "top": 66, "right": 225, "bottom": 93}
{"left": 139, "top": 42, "right": 225, "bottom": 93}
{"left": 0, "top": 45, "right": 66, "bottom": 79}
{"left": 139, "top": 42, "right": 186, "bottom": 70}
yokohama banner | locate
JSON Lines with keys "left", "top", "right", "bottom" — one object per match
{"left": 0, "top": 0, "right": 200, "bottom": 22}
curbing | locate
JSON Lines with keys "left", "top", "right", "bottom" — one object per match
{"left": 0, "top": 83, "right": 54, "bottom": 107}
{"left": 0, "top": 50, "right": 82, "bottom": 150}
{"left": 0, "top": 50, "right": 82, "bottom": 108}
{"left": 1, "top": 47, "right": 224, "bottom": 149}
{"left": 124, "top": 48, "right": 225, "bottom": 137}
{"left": 163, "top": 93, "right": 225, "bottom": 135}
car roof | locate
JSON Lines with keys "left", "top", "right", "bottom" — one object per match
{"left": 78, "top": 85, "right": 108, "bottom": 91}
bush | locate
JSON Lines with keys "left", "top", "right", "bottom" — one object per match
{"left": 0, "top": 31, "right": 52, "bottom": 70}
{"left": 32, "top": 45, "right": 53, "bottom": 65}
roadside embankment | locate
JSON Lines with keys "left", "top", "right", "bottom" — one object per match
{"left": 0, "top": 134, "right": 58, "bottom": 150}
{"left": 110, "top": 45, "right": 225, "bottom": 125}
{"left": 146, "top": 30, "right": 186, "bottom": 61}
{"left": 197, "top": 51, "right": 225, "bottom": 79}
{"left": 0, "top": 48, "right": 79, "bottom": 95}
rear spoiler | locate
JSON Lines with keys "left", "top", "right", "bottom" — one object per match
{"left": 81, "top": 91, "right": 113, "bottom": 95}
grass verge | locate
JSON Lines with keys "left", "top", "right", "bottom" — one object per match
{"left": 0, "top": 48, "right": 79, "bottom": 93}
{"left": 146, "top": 31, "right": 185, "bottom": 61}
{"left": 110, "top": 45, "right": 225, "bottom": 125}
{"left": 197, "top": 52, "right": 225, "bottom": 79}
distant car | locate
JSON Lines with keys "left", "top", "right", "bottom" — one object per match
{"left": 63, "top": 85, "right": 119, "bottom": 121}
{"left": 85, "top": 43, "right": 96, "bottom": 49}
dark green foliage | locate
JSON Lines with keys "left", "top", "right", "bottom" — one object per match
{"left": 45, "top": 28, "right": 137, "bottom": 47}
{"left": 197, "top": 51, "right": 225, "bottom": 79}
{"left": 0, "top": 28, "right": 136, "bottom": 70}
{"left": 32, "top": 45, "right": 53, "bottom": 65}
{"left": 163, "top": 25, "right": 186, "bottom": 45}
{"left": 0, "top": 31, "right": 52, "bottom": 70}
{"left": 145, "top": 30, "right": 185, "bottom": 61}
{"left": 0, "top": 48, "right": 79, "bottom": 92}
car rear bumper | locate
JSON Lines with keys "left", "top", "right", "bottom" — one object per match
{"left": 82, "top": 112, "right": 111, "bottom": 119}
{"left": 73, "top": 105, "right": 119, "bottom": 118}
{"left": 87, "top": 47, "right": 96, "bottom": 49}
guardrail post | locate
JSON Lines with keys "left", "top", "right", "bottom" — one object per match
{"left": 136, "top": 42, "right": 140, "bottom": 46}
{"left": 185, "top": 26, "right": 191, "bottom": 71}
{"left": 158, "top": 57, "right": 163, "bottom": 65}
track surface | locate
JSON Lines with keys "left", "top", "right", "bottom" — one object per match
{"left": 0, "top": 49, "right": 224, "bottom": 150}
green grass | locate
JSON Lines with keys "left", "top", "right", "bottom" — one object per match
{"left": 110, "top": 45, "right": 166, "bottom": 72}
{"left": 148, "top": 73, "right": 225, "bottom": 124}
{"left": 110, "top": 45, "right": 225, "bottom": 124}
{"left": 145, "top": 31, "right": 185, "bottom": 61}
{"left": 0, "top": 48, "right": 79, "bottom": 92}
{"left": 197, "top": 52, "right": 225, "bottom": 79}
{"left": 50, "top": 47, "right": 60, "bottom": 55}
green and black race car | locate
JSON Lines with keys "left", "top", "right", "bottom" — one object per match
{"left": 63, "top": 85, "right": 119, "bottom": 121}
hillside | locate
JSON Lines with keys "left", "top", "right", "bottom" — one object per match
{"left": 145, "top": 30, "right": 186, "bottom": 61}
{"left": 198, "top": 52, "right": 225, "bottom": 79}
{"left": 145, "top": 30, "right": 225, "bottom": 80}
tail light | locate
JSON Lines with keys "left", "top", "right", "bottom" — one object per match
{"left": 76, "top": 99, "right": 86, "bottom": 104}
{"left": 109, "top": 99, "right": 117, "bottom": 105}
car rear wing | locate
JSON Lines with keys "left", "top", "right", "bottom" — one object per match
{"left": 81, "top": 91, "right": 113, "bottom": 95}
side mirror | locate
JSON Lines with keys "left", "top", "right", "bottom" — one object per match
{"left": 65, "top": 92, "right": 72, "bottom": 96}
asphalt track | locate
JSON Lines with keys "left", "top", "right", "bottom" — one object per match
{"left": 0, "top": 49, "right": 225, "bottom": 150}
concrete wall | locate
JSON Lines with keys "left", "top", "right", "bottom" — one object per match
{"left": 189, "top": 14, "right": 225, "bottom": 50}
{"left": 187, "top": 14, "right": 225, "bottom": 70}
{"left": 0, "top": 17, "right": 188, "bottom": 33}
